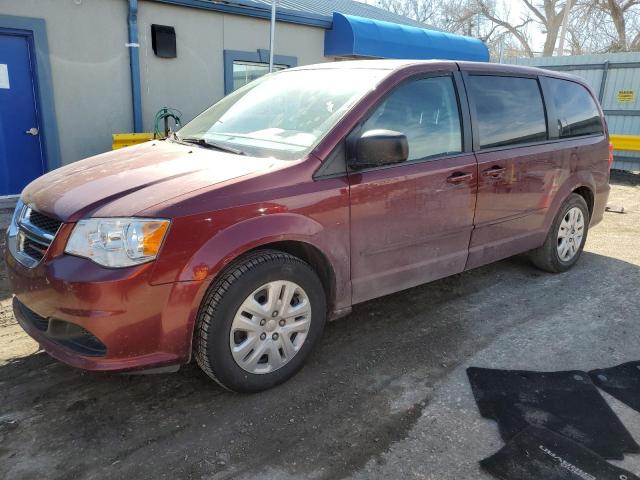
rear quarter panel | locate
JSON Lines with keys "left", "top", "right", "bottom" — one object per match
{"left": 540, "top": 72, "right": 611, "bottom": 230}
{"left": 545, "top": 135, "right": 610, "bottom": 230}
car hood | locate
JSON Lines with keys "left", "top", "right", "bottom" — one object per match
{"left": 22, "top": 141, "right": 283, "bottom": 221}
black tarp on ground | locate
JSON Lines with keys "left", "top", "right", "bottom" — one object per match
{"left": 591, "top": 361, "right": 640, "bottom": 414}
{"left": 467, "top": 367, "right": 640, "bottom": 459}
{"left": 481, "top": 426, "right": 640, "bottom": 480}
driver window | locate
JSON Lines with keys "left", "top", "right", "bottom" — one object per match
{"left": 362, "top": 76, "right": 463, "bottom": 161}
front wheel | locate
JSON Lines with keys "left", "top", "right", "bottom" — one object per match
{"left": 530, "top": 193, "right": 590, "bottom": 273}
{"left": 194, "top": 250, "right": 327, "bottom": 393}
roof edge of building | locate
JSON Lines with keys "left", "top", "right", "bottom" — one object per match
{"left": 147, "top": 0, "right": 435, "bottom": 30}
{"left": 148, "top": 0, "right": 334, "bottom": 28}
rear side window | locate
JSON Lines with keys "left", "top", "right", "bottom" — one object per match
{"left": 545, "top": 78, "right": 603, "bottom": 138}
{"left": 468, "top": 75, "right": 547, "bottom": 149}
{"left": 362, "top": 76, "right": 462, "bottom": 161}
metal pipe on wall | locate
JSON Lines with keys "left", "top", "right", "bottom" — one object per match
{"left": 269, "top": 0, "right": 276, "bottom": 72}
{"left": 127, "top": 0, "right": 143, "bottom": 132}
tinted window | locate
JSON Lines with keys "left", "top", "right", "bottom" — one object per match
{"left": 545, "top": 78, "right": 603, "bottom": 138}
{"left": 469, "top": 75, "right": 547, "bottom": 149}
{"left": 362, "top": 76, "right": 462, "bottom": 161}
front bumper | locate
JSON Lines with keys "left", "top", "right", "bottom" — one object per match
{"left": 6, "top": 235, "right": 206, "bottom": 372}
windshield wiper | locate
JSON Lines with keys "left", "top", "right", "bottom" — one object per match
{"left": 179, "top": 137, "right": 246, "bottom": 156}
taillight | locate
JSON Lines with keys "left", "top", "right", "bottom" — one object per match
{"left": 608, "top": 141, "right": 614, "bottom": 169}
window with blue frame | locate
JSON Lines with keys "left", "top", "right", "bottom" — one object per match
{"left": 223, "top": 49, "right": 297, "bottom": 94}
{"left": 232, "top": 61, "right": 287, "bottom": 91}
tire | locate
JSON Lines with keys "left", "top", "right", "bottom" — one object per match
{"left": 193, "top": 249, "right": 327, "bottom": 393}
{"left": 530, "top": 193, "right": 590, "bottom": 273}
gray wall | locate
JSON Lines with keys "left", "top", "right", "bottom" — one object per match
{"left": 137, "top": 1, "right": 327, "bottom": 134}
{"left": 0, "top": 0, "right": 327, "bottom": 165}
{"left": 0, "top": 0, "right": 132, "bottom": 164}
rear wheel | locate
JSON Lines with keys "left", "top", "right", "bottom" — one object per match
{"left": 194, "top": 250, "right": 326, "bottom": 392}
{"left": 530, "top": 193, "right": 590, "bottom": 273}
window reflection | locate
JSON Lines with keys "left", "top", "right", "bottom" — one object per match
{"left": 469, "top": 76, "right": 547, "bottom": 149}
{"left": 362, "top": 76, "right": 463, "bottom": 161}
{"left": 232, "top": 61, "right": 287, "bottom": 91}
{"left": 546, "top": 78, "right": 603, "bottom": 138}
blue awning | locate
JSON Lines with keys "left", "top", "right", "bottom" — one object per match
{"left": 324, "top": 13, "right": 489, "bottom": 62}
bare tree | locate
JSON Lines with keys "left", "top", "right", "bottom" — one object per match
{"left": 371, "top": 0, "right": 537, "bottom": 58}
{"left": 593, "top": 0, "right": 640, "bottom": 50}
{"left": 476, "top": 1, "right": 535, "bottom": 56}
{"left": 373, "top": 0, "right": 439, "bottom": 23}
{"left": 565, "top": 0, "right": 640, "bottom": 51}
{"left": 368, "top": 0, "right": 640, "bottom": 55}
{"left": 566, "top": 1, "right": 616, "bottom": 52}
{"left": 475, "top": 0, "right": 574, "bottom": 56}
{"left": 521, "top": 0, "right": 573, "bottom": 55}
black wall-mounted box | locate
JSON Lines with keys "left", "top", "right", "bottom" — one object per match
{"left": 151, "top": 24, "right": 176, "bottom": 58}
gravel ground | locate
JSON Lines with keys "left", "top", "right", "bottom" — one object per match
{"left": 1, "top": 171, "right": 639, "bottom": 480}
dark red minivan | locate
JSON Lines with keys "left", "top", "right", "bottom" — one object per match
{"left": 6, "top": 60, "right": 611, "bottom": 392}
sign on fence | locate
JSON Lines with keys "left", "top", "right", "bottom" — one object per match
{"left": 617, "top": 90, "right": 636, "bottom": 103}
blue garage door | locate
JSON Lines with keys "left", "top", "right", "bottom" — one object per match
{"left": 0, "top": 32, "right": 45, "bottom": 196}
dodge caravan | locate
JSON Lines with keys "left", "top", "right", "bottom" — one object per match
{"left": 6, "top": 60, "right": 611, "bottom": 392}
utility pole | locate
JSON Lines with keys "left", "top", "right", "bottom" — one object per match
{"left": 269, "top": 0, "right": 276, "bottom": 72}
{"left": 557, "top": 0, "right": 573, "bottom": 56}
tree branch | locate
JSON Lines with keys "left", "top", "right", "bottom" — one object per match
{"left": 522, "top": 0, "right": 548, "bottom": 25}
{"left": 631, "top": 30, "right": 640, "bottom": 49}
{"left": 477, "top": 0, "right": 535, "bottom": 56}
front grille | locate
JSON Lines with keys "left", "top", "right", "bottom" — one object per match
{"left": 27, "top": 209, "right": 62, "bottom": 237}
{"left": 15, "top": 207, "right": 62, "bottom": 267}
{"left": 22, "top": 235, "right": 49, "bottom": 260}
{"left": 15, "top": 300, "right": 107, "bottom": 357}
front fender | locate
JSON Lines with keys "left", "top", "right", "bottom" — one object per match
{"left": 150, "top": 212, "right": 342, "bottom": 365}
{"left": 177, "top": 213, "right": 325, "bottom": 282}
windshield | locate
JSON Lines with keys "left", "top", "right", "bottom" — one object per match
{"left": 175, "top": 68, "right": 388, "bottom": 159}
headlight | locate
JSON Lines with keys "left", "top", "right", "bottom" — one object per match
{"left": 65, "top": 218, "right": 170, "bottom": 268}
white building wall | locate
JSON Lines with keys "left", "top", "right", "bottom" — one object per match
{"left": 0, "top": 0, "right": 132, "bottom": 164}
{"left": 138, "top": 2, "right": 327, "bottom": 133}
{"left": 0, "top": 0, "right": 329, "bottom": 165}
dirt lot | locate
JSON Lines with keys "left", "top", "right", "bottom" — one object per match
{"left": 1, "top": 172, "right": 639, "bottom": 480}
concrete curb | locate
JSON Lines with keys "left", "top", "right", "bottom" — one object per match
{"left": 0, "top": 195, "right": 18, "bottom": 210}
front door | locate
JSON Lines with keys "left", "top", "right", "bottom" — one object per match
{"left": 0, "top": 32, "right": 45, "bottom": 196}
{"left": 348, "top": 74, "right": 477, "bottom": 304}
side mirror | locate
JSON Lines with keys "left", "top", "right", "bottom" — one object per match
{"left": 349, "top": 129, "right": 409, "bottom": 170}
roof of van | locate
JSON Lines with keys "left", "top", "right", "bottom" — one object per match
{"left": 457, "top": 60, "right": 591, "bottom": 85}
{"left": 292, "top": 59, "right": 589, "bottom": 84}
{"left": 293, "top": 59, "right": 431, "bottom": 70}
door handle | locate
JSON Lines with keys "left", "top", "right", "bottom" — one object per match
{"left": 446, "top": 172, "right": 473, "bottom": 184}
{"left": 25, "top": 127, "right": 39, "bottom": 136}
{"left": 482, "top": 166, "right": 506, "bottom": 178}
